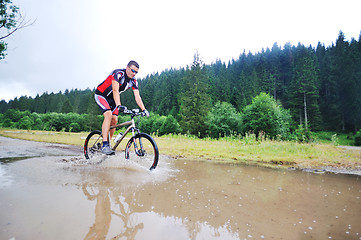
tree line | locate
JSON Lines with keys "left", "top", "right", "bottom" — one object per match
{"left": 136, "top": 31, "right": 361, "bottom": 134}
{"left": 1, "top": 31, "right": 361, "bottom": 140}
{"left": 0, "top": 88, "right": 96, "bottom": 114}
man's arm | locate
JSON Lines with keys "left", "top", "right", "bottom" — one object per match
{"left": 112, "top": 80, "right": 121, "bottom": 106}
{"left": 133, "top": 89, "right": 145, "bottom": 111}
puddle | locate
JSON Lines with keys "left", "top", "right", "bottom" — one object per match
{"left": 0, "top": 136, "right": 360, "bottom": 239}
{"left": 0, "top": 156, "right": 39, "bottom": 164}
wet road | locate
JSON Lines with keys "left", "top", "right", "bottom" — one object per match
{"left": 0, "top": 136, "right": 360, "bottom": 239}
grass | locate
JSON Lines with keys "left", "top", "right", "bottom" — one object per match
{"left": 0, "top": 129, "right": 88, "bottom": 146}
{"left": 156, "top": 134, "right": 361, "bottom": 170}
{"left": 312, "top": 131, "right": 355, "bottom": 146}
{"left": 0, "top": 129, "right": 360, "bottom": 171}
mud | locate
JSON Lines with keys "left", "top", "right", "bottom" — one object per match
{"left": 0, "top": 136, "right": 360, "bottom": 240}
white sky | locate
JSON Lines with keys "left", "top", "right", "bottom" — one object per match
{"left": 0, "top": 0, "right": 360, "bottom": 102}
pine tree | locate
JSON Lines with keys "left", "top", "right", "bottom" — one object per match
{"left": 179, "top": 52, "right": 211, "bottom": 137}
{"left": 208, "top": 60, "right": 231, "bottom": 103}
{"left": 347, "top": 37, "right": 361, "bottom": 132}
{"left": 327, "top": 31, "right": 358, "bottom": 131}
{"left": 334, "top": 31, "right": 350, "bottom": 131}
{"left": 33, "top": 94, "right": 46, "bottom": 113}
{"left": 279, "top": 42, "right": 294, "bottom": 106}
{"left": 266, "top": 43, "right": 282, "bottom": 100}
{"left": 86, "top": 92, "right": 101, "bottom": 131}
{"left": 61, "top": 99, "right": 74, "bottom": 113}
{"left": 289, "top": 45, "right": 322, "bottom": 130}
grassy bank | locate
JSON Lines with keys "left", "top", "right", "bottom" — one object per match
{"left": 1, "top": 129, "right": 360, "bottom": 171}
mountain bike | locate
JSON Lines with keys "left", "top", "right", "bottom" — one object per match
{"left": 84, "top": 109, "right": 159, "bottom": 170}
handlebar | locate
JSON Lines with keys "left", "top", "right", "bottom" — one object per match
{"left": 123, "top": 108, "right": 146, "bottom": 117}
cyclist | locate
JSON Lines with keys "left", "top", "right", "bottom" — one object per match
{"left": 94, "top": 60, "right": 149, "bottom": 155}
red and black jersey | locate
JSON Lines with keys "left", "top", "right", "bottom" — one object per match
{"left": 95, "top": 69, "right": 139, "bottom": 99}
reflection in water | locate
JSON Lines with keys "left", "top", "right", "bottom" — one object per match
{"left": 82, "top": 183, "right": 145, "bottom": 240}
{"left": 72, "top": 156, "right": 172, "bottom": 240}
{"left": 82, "top": 184, "right": 112, "bottom": 240}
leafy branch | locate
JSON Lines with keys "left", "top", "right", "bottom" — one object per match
{"left": 0, "top": 12, "right": 36, "bottom": 40}
{"left": 0, "top": 0, "right": 35, "bottom": 59}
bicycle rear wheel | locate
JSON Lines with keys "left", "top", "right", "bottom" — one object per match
{"left": 84, "top": 130, "right": 103, "bottom": 160}
{"left": 125, "top": 133, "right": 159, "bottom": 170}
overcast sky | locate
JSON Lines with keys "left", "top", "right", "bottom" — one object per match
{"left": 0, "top": 0, "right": 360, "bottom": 102}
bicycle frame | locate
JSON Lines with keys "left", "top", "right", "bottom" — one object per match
{"left": 109, "top": 117, "right": 139, "bottom": 151}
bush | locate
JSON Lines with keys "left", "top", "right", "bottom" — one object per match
{"left": 3, "top": 109, "right": 22, "bottom": 122}
{"left": 355, "top": 130, "right": 361, "bottom": 146}
{"left": 69, "top": 122, "right": 81, "bottom": 132}
{"left": 159, "top": 115, "right": 181, "bottom": 135}
{"left": 152, "top": 116, "right": 167, "bottom": 134}
{"left": 331, "top": 134, "right": 339, "bottom": 146}
{"left": 137, "top": 114, "right": 181, "bottom": 136}
{"left": 30, "top": 112, "right": 44, "bottom": 130}
{"left": 0, "top": 110, "right": 96, "bottom": 132}
{"left": 205, "top": 102, "right": 242, "bottom": 139}
{"left": 291, "top": 124, "right": 313, "bottom": 143}
{"left": 138, "top": 114, "right": 158, "bottom": 134}
{"left": 241, "top": 93, "right": 292, "bottom": 140}
{"left": 18, "top": 116, "right": 33, "bottom": 130}
{"left": 0, "top": 109, "right": 183, "bottom": 135}
{"left": 1, "top": 117, "right": 12, "bottom": 128}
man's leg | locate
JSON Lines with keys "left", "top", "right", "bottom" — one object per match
{"left": 101, "top": 111, "right": 115, "bottom": 155}
{"left": 109, "top": 115, "right": 118, "bottom": 140}
{"left": 102, "top": 110, "right": 113, "bottom": 141}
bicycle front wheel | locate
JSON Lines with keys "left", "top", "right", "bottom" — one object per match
{"left": 84, "top": 130, "right": 103, "bottom": 160}
{"left": 125, "top": 133, "right": 159, "bottom": 170}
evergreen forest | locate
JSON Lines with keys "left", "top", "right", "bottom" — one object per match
{"left": 1, "top": 31, "right": 361, "bottom": 141}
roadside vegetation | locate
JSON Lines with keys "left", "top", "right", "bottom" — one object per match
{"left": 1, "top": 93, "right": 360, "bottom": 146}
{"left": 0, "top": 129, "right": 360, "bottom": 171}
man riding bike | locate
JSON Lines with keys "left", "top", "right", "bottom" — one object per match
{"left": 94, "top": 60, "right": 149, "bottom": 155}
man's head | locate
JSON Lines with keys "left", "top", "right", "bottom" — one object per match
{"left": 126, "top": 60, "right": 139, "bottom": 78}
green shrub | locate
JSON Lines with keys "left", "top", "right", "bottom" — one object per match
{"left": 69, "top": 122, "right": 81, "bottom": 132}
{"left": 159, "top": 115, "right": 181, "bottom": 135}
{"left": 291, "top": 124, "right": 313, "bottom": 143}
{"left": 331, "top": 134, "right": 339, "bottom": 146}
{"left": 18, "top": 116, "right": 33, "bottom": 130}
{"left": 0, "top": 109, "right": 183, "bottom": 135}
{"left": 205, "top": 102, "right": 241, "bottom": 139}
{"left": 241, "top": 93, "right": 292, "bottom": 140}
{"left": 152, "top": 116, "right": 167, "bottom": 135}
{"left": 355, "top": 130, "right": 361, "bottom": 146}
{"left": 138, "top": 114, "right": 157, "bottom": 134}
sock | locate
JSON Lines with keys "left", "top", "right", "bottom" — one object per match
{"left": 103, "top": 141, "right": 109, "bottom": 147}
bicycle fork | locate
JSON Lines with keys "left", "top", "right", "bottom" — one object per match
{"left": 122, "top": 119, "right": 144, "bottom": 158}
{"left": 131, "top": 128, "right": 146, "bottom": 157}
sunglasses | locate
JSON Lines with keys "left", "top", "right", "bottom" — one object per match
{"left": 130, "top": 68, "right": 138, "bottom": 74}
